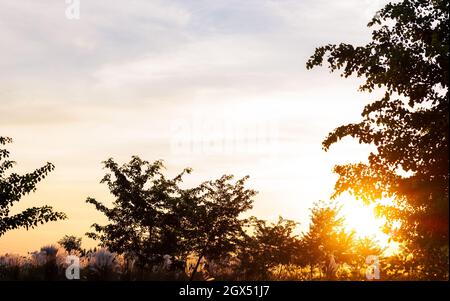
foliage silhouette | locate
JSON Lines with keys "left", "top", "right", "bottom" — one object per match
{"left": 307, "top": 0, "right": 449, "bottom": 279}
{"left": 237, "top": 216, "right": 300, "bottom": 280}
{"left": 86, "top": 157, "right": 190, "bottom": 268}
{"left": 58, "top": 235, "right": 82, "bottom": 254}
{"left": 86, "top": 156, "right": 256, "bottom": 279}
{"left": 184, "top": 174, "right": 256, "bottom": 280}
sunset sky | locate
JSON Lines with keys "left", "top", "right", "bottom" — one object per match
{"left": 0, "top": 0, "right": 391, "bottom": 254}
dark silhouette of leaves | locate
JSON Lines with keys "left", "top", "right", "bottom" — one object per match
{"left": 0, "top": 136, "right": 66, "bottom": 236}
{"left": 307, "top": 0, "right": 449, "bottom": 279}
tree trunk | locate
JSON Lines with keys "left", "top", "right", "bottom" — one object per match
{"left": 189, "top": 253, "right": 204, "bottom": 281}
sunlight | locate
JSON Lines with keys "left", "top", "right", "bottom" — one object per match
{"left": 339, "top": 199, "right": 399, "bottom": 256}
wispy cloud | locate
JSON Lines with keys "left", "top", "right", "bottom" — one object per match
{"left": 1, "top": 0, "right": 389, "bottom": 254}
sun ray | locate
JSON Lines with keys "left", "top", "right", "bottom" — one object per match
{"left": 338, "top": 198, "right": 400, "bottom": 256}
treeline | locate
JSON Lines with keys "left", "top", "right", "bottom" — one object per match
{"left": 0, "top": 149, "right": 381, "bottom": 281}
{"left": 82, "top": 157, "right": 384, "bottom": 281}
{"left": 0, "top": 146, "right": 440, "bottom": 280}
{"left": 1, "top": 0, "right": 449, "bottom": 281}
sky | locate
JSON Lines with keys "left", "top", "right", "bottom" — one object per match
{"left": 0, "top": 0, "right": 390, "bottom": 254}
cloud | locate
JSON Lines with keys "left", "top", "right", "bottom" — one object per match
{"left": 1, "top": 0, "right": 396, "bottom": 254}
{"left": 0, "top": 0, "right": 391, "bottom": 108}
{"left": 91, "top": 34, "right": 296, "bottom": 99}
{"left": 0, "top": 0, "right": 191, "bottom": 77}
{"left": 0, "top": 104, "right": 76, "bottom": 126}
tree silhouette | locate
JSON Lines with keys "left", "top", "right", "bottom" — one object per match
{"left": 186, "top": 174, "right": 256, "bottom": 280}
{"left": 301, "top": 201, "right": 355, "bottom": 280}
{"left": 86, "top": 156, "right": 256, "bottom": 279}
{"left": 238, "top": 216, "right": 300, "bottom": 280}
{"left": 0, "top": 137, "right": 66, "bottom": 236}
{"left": 307, "top": 0, "right": 448, "bottom": 279}
{"left": 58, "top": 235, "right": 82, "bottom": 254}
{"left": 86, "top": 157, "right": 190, "bottom": 268}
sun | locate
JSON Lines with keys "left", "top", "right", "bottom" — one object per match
{"left": 338, "top": 198, "right": 400, "bottom": 255}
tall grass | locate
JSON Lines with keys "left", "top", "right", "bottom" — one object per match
{"left": 1, "top": 246, "right": 383, "bottom": 281}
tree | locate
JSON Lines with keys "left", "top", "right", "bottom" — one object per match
{"left": 86, "top": 157, "right": 190, "bottom": 267}
{"left": 86, "top": 156, "right": 256, "bottom": 279}
{"left": 238, "top": 216, "right": 301, "bottom": 280}
{"left": 301, "top": 201, "right": 355, "bottom": 280}
{"left": 307, "top": 0, "right": 448, "bottom": 279}
{"left": 350, "top": 237, "right": 384, "bottom": 280}
{"left": 0, "top": 137, "right": 66, "bottom": 237}
{"left": 58, "top": 235, "right": 82, "bottom": 253}
{"left": 186, "top": 175, "right": 256, "bottom": 280}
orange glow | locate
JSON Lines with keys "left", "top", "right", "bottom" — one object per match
{"left": 339, "top": 198, "right": 400, "bottom": 256}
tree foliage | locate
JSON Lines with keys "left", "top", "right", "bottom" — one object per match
{"left": 185, "top": 174, "right": 255, "bottom": 279}
{"left": 86, "top": 157, "right": 190, "bottom": 265}
{"left": 58, "top": 235, "right": 82, "bottom": 253}
{"left": 0, "top": 137, "right": 66, "bottom": 237}
{"left": 238, "top": 216, "right": 300, "bottom": 279}
{"left": 86, "top": 156, "right": 256, "bottom": 277}
{"left": 301, "top": 201, "right": 355, "bottom": 279}
{"left": 307, "top": 0, "right": 449, "bottom": 279}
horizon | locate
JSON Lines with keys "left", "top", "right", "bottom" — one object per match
{"left": 0, "top": 0, "right": 390, "bottom": 255}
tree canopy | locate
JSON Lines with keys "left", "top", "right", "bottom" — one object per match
{"left": 0, "top": 136, "right": 66, "bottom": 237}
{"left": 301, "top": 201, "right": 356, "bottom": 279}
{"left": 307, "top": 0, "right": 449, "bottom": 279}
{"left": 58, "top": 235, "right": 82, "bottom": 254}
{"left": 238, "top": 216, "right": 300, "bottom": 280}
{"left": 86, "top": 156, "right": 256, "bottom": 279}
